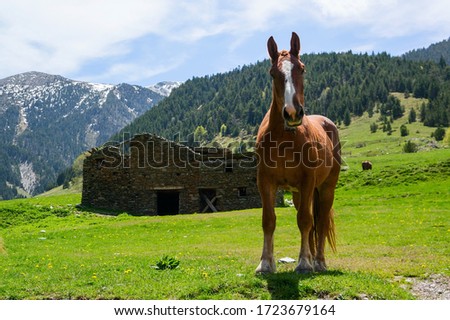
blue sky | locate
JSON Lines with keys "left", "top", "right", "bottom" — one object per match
{"left": 1, "top": 0, "right": 449, "bottom": 86}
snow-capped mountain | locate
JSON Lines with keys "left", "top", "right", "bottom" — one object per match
{"left": 148, "top": 81, "right": 182, "bottom": 97}
{"left": 0, "top": 71, "right": 165, "bottom": 198}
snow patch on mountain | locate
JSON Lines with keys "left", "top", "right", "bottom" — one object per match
{"left": 148, "top": 81, "right": 182, "bottom": 97}
{"left": 85, "top": 122, "right": 101, "bottom": 148}
{"left": 88, "top": 82, "right": 114, "bottom": 92}
{"left": 19, "top": 162, "right": 38, "bottom": 195}
{"left": 14, "top": 106, "right": 28, "bottom": 140}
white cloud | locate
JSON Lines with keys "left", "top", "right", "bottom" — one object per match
{"left": 0, "top": 0, "right": 300, "bottom": 82}
{"left": 0, "top": 0, "right": 449, "bottom": 84}
{"left": 226, "top": 0, "right": 298, "bottom": 33}
{"left": 309, "top": 0, "right": 373, "bottom": 25}
{"left": 309, "top": 0, "right": 450, "bottom": 39}
{"left": 88, "top": 52, "right": 189, "bottom": 85}
{"left": 0, "top": 0, "right": 175, "bottom": 77}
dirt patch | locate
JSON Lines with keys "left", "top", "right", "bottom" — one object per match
{"left": 405, "top": 274, "right": 450, "bottom": 300}
{"left": 0, "top": 237, "right": 5, "bottom": 254}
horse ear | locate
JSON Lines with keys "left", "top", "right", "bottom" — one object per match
{"left": 267, "top": 36, "right": 279, "bottom": 62}
{"left": 290, "top": 32, "right": 301, "bottom": 58}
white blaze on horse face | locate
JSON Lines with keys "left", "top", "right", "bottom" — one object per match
{"left": 281, "top": 60, "right": 295, "bottom": 109}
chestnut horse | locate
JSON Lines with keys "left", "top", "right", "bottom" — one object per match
{"left": 255, "top": 32, "right": 341, "bottom": 274}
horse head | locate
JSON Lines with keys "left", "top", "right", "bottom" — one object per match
{"left": 267, "top": 32, "right": 305, "bottom": 128}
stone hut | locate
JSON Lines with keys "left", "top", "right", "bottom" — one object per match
{"left": 81, "top": 133, "right": 262, "bottom": 215}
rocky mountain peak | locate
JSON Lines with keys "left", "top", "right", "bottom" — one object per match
{"left": 0, "top": 71, "right": 166, "bottom": 198}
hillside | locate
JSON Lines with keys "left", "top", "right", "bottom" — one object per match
{"left": 340, "top": 93, "right": 436, "bottom": 157}
{"left": 115, "top": 51, "right": 450, "bottom": 147}
{"left": 403, "top": 37, "right": 450, "bottom": 65}
{"left": 0, "top": 72, "right": 167, "bottom": 199}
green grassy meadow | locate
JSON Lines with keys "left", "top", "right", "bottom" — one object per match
{"left": 1, "top": 95, "right": 449, "bottom": 300}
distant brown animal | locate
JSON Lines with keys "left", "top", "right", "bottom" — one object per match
{"left": 362, "top": 161, "right": 372, "bottom": 170}
{"left": 255, "top": 32, "right": 341, "bottom": 274}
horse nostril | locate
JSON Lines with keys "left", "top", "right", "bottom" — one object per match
{"left": 298, "top": 107, "right": 304, "bottom": 118}
{"left": 283, "top": 107, "right": 290, "bottom": 120}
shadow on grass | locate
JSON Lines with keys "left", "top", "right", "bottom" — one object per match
{"left": 262, "top": 270, "right": 344, "bottom": 300}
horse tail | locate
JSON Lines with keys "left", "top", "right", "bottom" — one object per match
{"left": 327, "top": 209, "right": 337, "bottom": 253}
{"left": 312, "top": 188, "right": 320, "bottom": 254}
{"left": 313, "top": 188, "right": 337, "bottom": 253}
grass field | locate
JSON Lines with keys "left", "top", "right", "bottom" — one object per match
{"left": 1, "top": 95, "right": 449, "bottom": 300}
{"left": 1, "top": 151, "right": 448, "bottom": 299}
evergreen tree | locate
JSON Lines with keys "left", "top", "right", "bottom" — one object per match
{"left": 408, "top": 108, "right": 416, "bottom": 123}
{"left": 386, "top": 121, "right": 392, "bottom": 135}
{"left": 343, "top": 109, "right": 351, "bottom": 126}
{"left": 428, "top": 80, "right": 440, "bottom": 100}
{"left": 434, "top": 127, "right": 446, "bottom": 141}
{"left": 439, "top": 55, "right": 447, "bottom": 68}
{"left": 219, "top": 124, "right": 228, "bottom": 137}
{"left": 420, "top": 103, "right": 427, "bottom": 122}
{"left": 391, "top": 99, "right": 404, "bottom": 119}
{"left": 367, "top": 104, "right": 374, "bottom": 118}
{"left": 413, "top": 78, "right": 429, "bottom": 98}
{"left": 193, "top": 126, "right": 208, "bottom": 145}
{"left": 403, "top": 140, "right": 418, "bottom": 153}
{"left": 381, "top": 95, "right": 404, "bottom": 119}
{"left": 400, "top": 124, "right": 409, "bottom": 136}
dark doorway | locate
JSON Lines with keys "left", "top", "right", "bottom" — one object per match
{"left": 199, "top": 188, "right": 218, "bottom": 213}
{"left": 157, "top": 191, "right": 180, "bottom": 215}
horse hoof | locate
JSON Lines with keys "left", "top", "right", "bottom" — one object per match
{"left": 314, "top": 260, "right": 328, "bottom": 273}
{"left": 294, "top": 266, "right": 313, "bottom": 274}
{"left": 255, "top": 259, "right": 276, "bottom": 274}
{"left": 295, "top": 258, "right": 313, "bottom": 274}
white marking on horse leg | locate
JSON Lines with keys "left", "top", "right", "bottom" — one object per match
{"left": 256, "top": 258, "right": 276, "bottom": 274}
{"left": 295, "top": 242, "right": 314, "bottom": 273}
{"left": 256, "top": 233, "right": 276, "bottom": 273}
{"left": 256, "top": 221, "right": 277, "bottom": 274}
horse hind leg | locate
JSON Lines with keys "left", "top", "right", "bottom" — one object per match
{"left": 313, "top": 186, "right": 337, "bottom": 272}
{"left": 293, "top": 185, "right": 315, "bottom": 274}
{"left": 293, "top": 191, "right": 316, "bottom": 258}
{"left": 309, "top": 189, "right": 320, "bottom": 259}
{"left": 293, "top": 192, "right": 314, "bottom": 272}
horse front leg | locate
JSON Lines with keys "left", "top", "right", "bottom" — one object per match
{"left": 255, "top": 182, "right": 277, "bottom": 274}
{"left": 295, "top": 178, "right": 315, "bottom": 273}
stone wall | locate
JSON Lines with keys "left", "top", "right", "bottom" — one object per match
{"left": 81, "top": 134, "right": 262, "bottom": 215}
